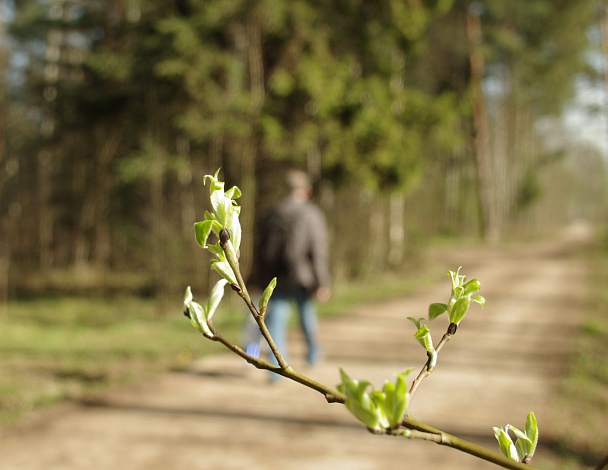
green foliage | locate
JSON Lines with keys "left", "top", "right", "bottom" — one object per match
{"left": 482, "top": 0, "right": 596, "bottom": 114}
{"left": 85, "top": 49, "right": 133, "bottom": 82}
{"left": 407, "top": 317, "right": 436, "bottom": 367}
{"left": 493, "top": 412, "right": 539, "bottom": 463}
{"left": 186, "top": 170, "right": 249, "bottom": 340}
{"left": 427, "top": 267, "right": 485, "bottom": 326}
{"left": 5, "top": 0, "right": 600, "bottom": 296}
{"left": 193, "top": 170, "right": 243, "bottom": 285}
{"left": 0, "top": 297, "right": 230, "bottom": 426}
{"left": 153, "top": 0, "right": 467, "bottom": 193}
{"left": 494, "top": 426, "right": 519, "bottom": 462}
{"left": 116, "top": 138, "right": 188, "bottom": 184}
{"left": 259, "top": 277, "right": 277, "bottom": 316}
{"left": 515, "top": 169, "right": 542, "bottom": 211}
{"left": 337, "top": 368, "right": 413, "bottom": 431}
{"left": 382, "top": 369, "right": 413, "bottom": 428}
{"left": 183, "top": 280, "right": 228, "bottom": 338}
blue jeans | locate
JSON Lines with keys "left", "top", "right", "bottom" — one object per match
{"left": 265, "top": 285, "right": 321, "bottom": 368}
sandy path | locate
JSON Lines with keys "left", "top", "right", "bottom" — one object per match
{"left": 0, "top": 226, "right": 591, "bottom": 469}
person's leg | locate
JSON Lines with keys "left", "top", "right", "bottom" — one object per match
{"left": 294, "top": 287, "right": 322, "bottom": 365}
{"left": 264, "top": 290, "right": 292, "bottom": 367}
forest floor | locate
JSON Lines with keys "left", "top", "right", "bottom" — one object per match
{"left": 0, "top": 223, "right": 594, "bottom": 470}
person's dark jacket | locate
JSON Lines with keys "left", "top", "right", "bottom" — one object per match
{"left": 257, "top": 196, "right": 330, "bottom": 293}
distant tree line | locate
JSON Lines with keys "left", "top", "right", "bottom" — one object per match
{"left": 0, "top": 0, "right": 605, "bottom": 300}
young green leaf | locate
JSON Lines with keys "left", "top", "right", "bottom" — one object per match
{"left": 370, "top": 390, "right": 388, "bottom": 428}
{"left": 493, "top": 413, "right": 539, "bottom": 464}
{"left": 203, "top": 170, "right": 240, "bottom": 234}
{"left": 194, "top": 221, "right": 209, "bottom": 248}
{"left": 194, "top": 219, "right": 221, "bottom": 248}
{"left": 525, "top": 412, "right": 539, "bottom": 456}
{"left": 382, "top": 380, "right": 396, "bottom": 422}
{"left": 206, "top": 242, "right": 224, "bottom": 259}
{"left": 493, "top": 427, "right": 519, "bottom": 462}
{"left": 204, "top": 170, "right": 223, "bottom": 203}
{"left": 338, "top": 369, "right": 386, "bottom": 431}
{"left": 183, "top": 286, "right": 213, "bottom": 338}
{"left": 428, "top": 303, "right": 448, "bottom": 319}
{"left": 463, "top": 278, "right": 481, "bottom": 295}
{"left": 412, "top": 323, "right": 430, "bottom": 340}
{"left": 448, "top": 267, "right": 464, "bottom": 290}
{"left": 206, "top": 279, "right": 229, "bottom": 323}
{"left": 472, "top": 295, "right": 486, "bottom": 307}
{"left": 508, "top": 425, "right": 532, "bottom": 458}
{"left": 382, "top": 369, "right": 412, "bottom": 428}
{"left": 210, "top": 259, "right": 238, "bottom": 286}
{"left": 228, "top": 205, "right": 242, "bottom": 252}
{"left": 413, "top": 324, "right": 434, "bottom": 352}
{"left": 259, "top": 277, "right": 277, "bottom": 315}
{"left": 224, "top": 185, "right": 242, "bottom": 200}
{"left": 515, "top": 435, "right": 529, "bottom": 462}
{"left": 448, "top": 296, "right": 471, "bottom": 325}
{"left": 200, "top": 171, "right": 243, "bottom": 253}
{"left": 508, "top": 425, "right": 528, "bottom": 443}
{"left": 408, "top": 318, "right": 435, "bottom": 354}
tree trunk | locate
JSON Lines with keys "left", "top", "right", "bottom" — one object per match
{"left": 37, "top": 150, "right": 54, "bottom": 266}
{"left": 600, "top": 3, "right": 608, "bottom": 154}
{"left": 466, "top": 3, "right": 497, "bottom": 242}
{"left": 94, "top": 121, "right": 121, "bottom": 268}
{"left": 239, "top": 12, "right": 265, "bottom": 279}
{"left": 388, "top": 192, "right": 405, "bottom": 267}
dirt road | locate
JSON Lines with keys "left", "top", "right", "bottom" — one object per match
{"left": 0, "top": 226, "right": 591, "bottom": 469}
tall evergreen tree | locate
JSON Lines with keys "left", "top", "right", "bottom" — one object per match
{"left": 4, "top": 0, "right": 601, "bottom": 296}
{"left": 475, "top": 0, "right": 597, "bottom": 238}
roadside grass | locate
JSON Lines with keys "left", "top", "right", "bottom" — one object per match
{"left": 319, "top": 268, "right": 442, "bottom": 318}
{"left": 539, "top": 236, "right": 608, "bottom": 469}
{"left": 0, "top": 296, "right": 229, "bottom": 427}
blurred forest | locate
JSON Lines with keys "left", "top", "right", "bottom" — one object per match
{"left": 1, "top": 0, "right": 607, "bottom": 303}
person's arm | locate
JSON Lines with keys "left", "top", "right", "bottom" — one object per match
{"left": 308, "top": 206, "right": 331, "bottom": 300}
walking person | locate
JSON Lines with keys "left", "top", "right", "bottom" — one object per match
{"left": 256, "top": 169, "right": 331, "bottom": 374}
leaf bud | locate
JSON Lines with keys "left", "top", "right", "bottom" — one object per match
{"left": 219, "top": 227, "right": 230, "bottom": 245}
{"left": 230, "top": 283, "right": 242, "bottom": 293}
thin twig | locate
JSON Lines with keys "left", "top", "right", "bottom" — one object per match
{"left": 210, "top": 329, "right": 346, "bottom": 403}
{"left": 221, "top": 234, "right": 290, "bottom": 370}
{"left": 409, "top": 331, "right": 452, "bottom": 398}
{"left": 401, "top": 416, "right": 540, "bottom": 470}
{"left": 218, "top": 233, "right": 345, "bottom": 402}
{"left": 215, "top": 227, "right": 539, "bottom": 469}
